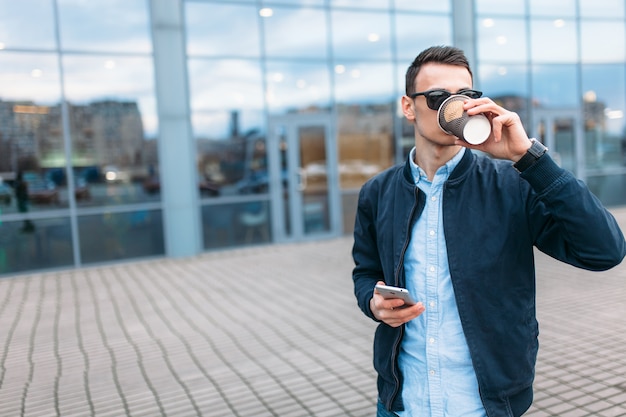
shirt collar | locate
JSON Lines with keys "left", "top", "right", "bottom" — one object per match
{"left": 409, "top": 146, "right": 466, "bottom": 185}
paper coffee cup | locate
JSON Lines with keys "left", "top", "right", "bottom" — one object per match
{"left": 437, "top": 95, "right": 491, "bottom": 145}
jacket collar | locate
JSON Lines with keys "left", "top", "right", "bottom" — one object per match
{"left": 403, "top": 146, "right": 475, "bottom": 185}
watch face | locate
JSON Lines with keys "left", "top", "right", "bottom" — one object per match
{"left": 529, "top": 140, "right": 548, "bottom": 158}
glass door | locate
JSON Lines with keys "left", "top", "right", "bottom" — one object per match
{"left": 268, "top": 114, "right": 340, "bottom": 242}
{"left": 532, "top": 109, "right": 584, "bottom": 177}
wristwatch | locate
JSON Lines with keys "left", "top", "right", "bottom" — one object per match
{"left": 513, "top": 138, "right": 548, "bottom": 172}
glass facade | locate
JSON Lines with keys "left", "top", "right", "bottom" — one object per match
{"left": 1, "top": 0, "right": 626, "bottom": 275}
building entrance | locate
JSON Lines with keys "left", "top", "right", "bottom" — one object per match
{"left": 268, "top": 114, "right": 341, "bottom": 242}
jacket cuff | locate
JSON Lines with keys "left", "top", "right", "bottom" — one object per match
{"left": 518, "top": 153, "right": 568, "bottom": 194}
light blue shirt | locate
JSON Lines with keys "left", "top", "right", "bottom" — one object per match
{"left": 397, "top": 147, "right": 486, "bottom": 417}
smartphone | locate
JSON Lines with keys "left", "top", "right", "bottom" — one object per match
{"left": 374, "top": 284, "right": 416, "bottom": 306}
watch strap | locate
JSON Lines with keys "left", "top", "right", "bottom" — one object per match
{"left": 514, "top": 138, "right": 548, "bottom": 172}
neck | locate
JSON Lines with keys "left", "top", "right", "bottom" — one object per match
{"left": 413, "top": 142, "right": 461, "bottom": 181}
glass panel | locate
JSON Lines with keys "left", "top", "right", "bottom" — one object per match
{"left": 0, "top": 0, "right": 56, "bottom": 50}
{"left": 58, "top": 0, "right": 151, "bottom": 53}
{"left": 475, "top": 0, "right": 525, "bottom": 15}
{"left": 395, "top": 14, "right": 452, "bottom": 61}
{"left": 579, "top": 0, "right": 625, "bottom": 18}
{"left": 329, "top": 0, "right": 390, "bottom": 8}
{"left": 0, "top": 52, "right": 64, "bottom": 213}
{"left": 582, "top": 64, "right": 625, "bottom": 171}
{"left": 62, "top": 55, "right": 158, "bottom": 207}
{"left": 78, "top": 209, "right": 164, "bottom": 264}
{"left": 188, "top": 59, "right": 266, "bottom": 198}
{"left": 331, "top": 10, "right": 392, "bottom": 60}
{"left": 265, "top": 61, "right": 331, "bottom": 114}
{"left": 476, "top": 18, "right": 527, "bottom": 63}
{"left": 335, "top": 63, "right": 395, "bottom": 189}
{"left": 0, "top": 217, "right": 73, "bottom": 275}
{"left": 395, "top": 0, "right": 450, "bottom": 13}
{"left": 202, "top": 201, "right": 271, "bottom": 248}
{"left": 529, "top": 0, "right": 576, "bottom": 17}
{"left": 478, "top": 64, "right": 530, "bottom": 128}
{"left": 299, "top": 125, "right": 330, "bottom": 234}
{"left": 262, "top": 0, "right": 324, "bottom": 5}
{"left": 531, "top": 65, "right": 578, "bottom": 108}
{"left": 263, "top": 7, "right": 327, "bottom": 58}
{"left": 587, "top": 174, "right": 626, "bottom": 206}
{"left": 530, "top": 19, "right": 577, "bottom": 63}
{"left": 580, "top": 21, "right": 626, "bottom": 64}
{"left": 185, "top": 2, "right": 260, "bottom": 57}
{"left": 341, "top": 189, "right": 359, "bottom": 234}
{"left": 553, "top": 117, "right": 576, "bottom": 173}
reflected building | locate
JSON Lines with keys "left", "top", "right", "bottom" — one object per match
{"left": 1, "top": 0, "right": 626, "bottom": 275}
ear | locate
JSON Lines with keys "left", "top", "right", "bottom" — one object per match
{"left": 401, "top": 95, "right": 416, "bottom": 122}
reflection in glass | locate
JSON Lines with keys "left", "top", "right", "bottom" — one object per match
{"left": 265, "top": 61, "right": 331, "bottom": 114}
{"left": 335, "top": 63, "right": 394, "bottom": 188}
{"left": 529, "top": 0, "right": 576, "bottom": 17}
{"left": 329, "top": 0, "right": 390, "bottom": 8}
{"left": 78, "top": 210, "right": 164, "bottom": 264}
{"left": 189, "top": 59, "right": 266, "bottom": 199}
{"left": 475, "top": 0, "right": 525, "bottom": 15}
{"left": 478, "top": 64, "right": 530, "bottom": 128}
{"left": 587, "top": 174, "right": 626, "bottom": 206}
{"left": 582, "top": 65, "right": 626, "bottom": 171}
{"left": 298, "top": 125, "right": 330, "bottom": 234}
{"left": 263, "top": 7, "right": 328, "bottom": 58}
{"left": 0, "top": 1, "right": 56, "bottom": 50}
{"left": 580, "top": 21, "right": 626, "bottom": 64}
{"left": 394, "top": 14, "right": 452, "bottom": 61}
{"left": 185, "top": 2, "right": 260, "bottom": 57}
{"left": 476, "top": 18, "right": 527, "bottom": 63}
{"left": 530, "top": 19, "right": 577, "bottom": 63}
{"left": 0, "top": 52, "right": 65, "bottom": 213}
{"left": 335, "top": 57, "right": 394, "bottom": 235}
{"left": 0, "top": 217, "right": 73, "bottom": 274}
{"left": 531, "top": 65, "right": 578, "bottom": 108}
{"left": 331, "top": 10, "right": 392, "bottom": 60}
{"left": 202, "top": 201, "right": 271, "bottom": 248}
{"left": 58, "top": 0, "right": 151, "bottom": 53}
{"left": 63, "top": 55, "right": 158, "bottom": 207}
{"left": 395, "top": 0, "right": 450, "bottom": 12}
{"left": 579, "top": 0, "right": 625, "bottom": 18}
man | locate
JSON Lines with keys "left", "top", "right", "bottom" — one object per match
{"left": 351, "top": 46, "right": 626, "bottom": 417}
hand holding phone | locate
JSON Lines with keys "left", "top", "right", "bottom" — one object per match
{"left": 374, "top": 284, "right": 416, "bottom": 307}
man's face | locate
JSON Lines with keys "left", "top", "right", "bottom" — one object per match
{"left": 402, "top": 62, "right": 474, "bottom": 146}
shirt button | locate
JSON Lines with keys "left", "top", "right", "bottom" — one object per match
{"left": 431, "top": 196, "right": 437, "bottom": 201}
{"left": 429, "top": 301, "right": 435, "bottom": 308}
{"left": 429, "top": 230, "right": 435, "bottom": 236}
{"left": 429, "top": 370, "right": 436, "bottom": 376}
{"left": 429, "top": 338, "right": 435, "bottom": 344}
{"left": 429, "top": 266, "right": 435, "bottom": 272}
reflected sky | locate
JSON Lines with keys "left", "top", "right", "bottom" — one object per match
{"left": 0, "top": 1, "right": 56, "bottom": 50}
{"left": 0, "top": 52, "right": 61, "bottom": 104}
{"left": 262, "top": 7, "right": 328, "bottom": 58}
{"left": 58, "top": 0, "right": 151, "bottom": 53}
{"left": 62, "top": 55, "right": 157, "bottom": 135}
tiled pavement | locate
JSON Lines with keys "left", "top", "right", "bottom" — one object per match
{"left": 0, "top": 208, "right": 625, "bottom": 417}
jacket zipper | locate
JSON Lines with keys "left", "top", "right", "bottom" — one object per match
{"left": 388, "top": 185, "right": 420, "bottom": 409}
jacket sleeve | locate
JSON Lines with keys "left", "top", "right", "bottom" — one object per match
{"left": 352, "top": 182, "right": 384, "bottom": 321}
{"left": 522, "top": 153, "right": 626, "bottom": 271}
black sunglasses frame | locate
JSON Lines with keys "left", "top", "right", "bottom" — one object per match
{"left": 409, "top": 89, "right": 483, "bottom": 111}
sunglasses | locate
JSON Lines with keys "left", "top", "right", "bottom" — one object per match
{"left": 409, "top": 89, "right": 483, "bottom": 111}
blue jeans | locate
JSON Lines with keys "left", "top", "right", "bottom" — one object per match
{"left": 377, "top": 399, "right": 400, "bottom": 417}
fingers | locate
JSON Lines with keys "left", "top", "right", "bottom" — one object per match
{"left": 380, "top": 302, "right": 426, "bottom": 328}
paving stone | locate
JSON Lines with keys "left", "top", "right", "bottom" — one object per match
{"left": 0, "top": 207, "right": 625, "bottom": 416}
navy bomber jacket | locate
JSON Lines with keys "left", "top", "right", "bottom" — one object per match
{"left": 352, "top": 149, "right": 626, "bottom": 417}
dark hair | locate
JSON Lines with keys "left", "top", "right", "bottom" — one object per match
{"left": 405, "top": 46, "right": 472, "bottom": 95}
